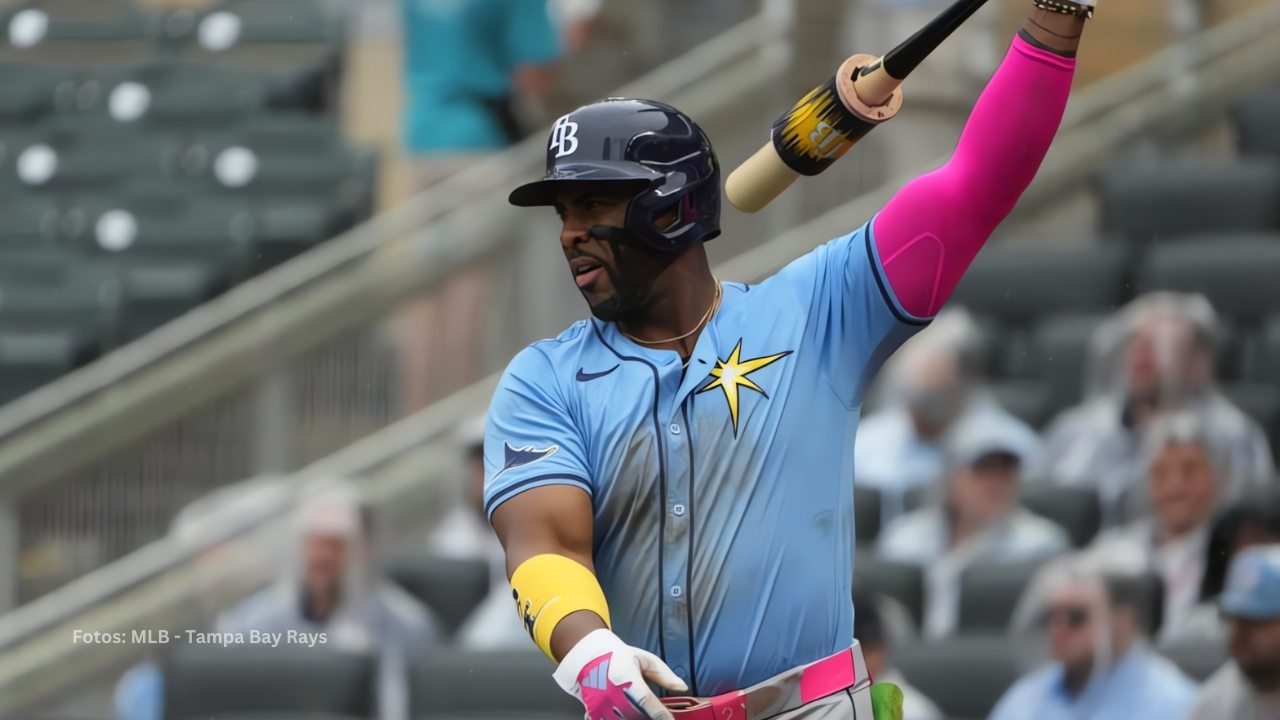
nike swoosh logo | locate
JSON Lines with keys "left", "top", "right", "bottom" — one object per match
{"left": 575, "top": 364, "right": 619, "bottom": 382}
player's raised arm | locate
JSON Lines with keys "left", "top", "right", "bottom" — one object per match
{"left": 870, "top": 4, "right": 1088, "bottom": 319}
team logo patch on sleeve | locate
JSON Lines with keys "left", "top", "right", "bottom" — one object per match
{"left": 494, "top": 442, "right": 560, "bottom": 480}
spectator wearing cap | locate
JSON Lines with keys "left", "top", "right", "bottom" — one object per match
{"left": 991, "top": 559, "right": 1196, "bottom": 720}
{"left": 1043, "top": 293, "right": 1273, "bottom": 521}
{"left": 1084, "top": 412, "right": 1233, "bottom": 639}
{"left": 856, "top": 309, "right": 1038, "bottom": 523}
{"left": 1188, "top": 545, "right": 1280, "bottom": 720}
{"left": 877, "top": 415, "right": 1069, "bottom": 637}
{"left": 853, "top": 590, "right": 944, "bottom": 720}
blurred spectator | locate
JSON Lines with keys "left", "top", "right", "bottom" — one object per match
{"left": 399, "top": 0, "right": 560, "bottom": 188}
{"left": 1165, "top": 489, "right": 1280, "bottom": 644}
{"left": 853, "top": 590, "right": 944, "bottom": 720}
{"left": 218, "top": 483, "right": 441, "bottom": 656}
{"left": 426, "top": 416, "right": 497, "bottom": 561}
{"left": 550, "top": 0, "right": 602, "bottom": 53}
{"left": 856, "top": 309, "right": 1038, "bottom": 521}
{"left": 1043, "top": 293, "right": 1274, "bottom": 521}
{"left": 878, "top": 417, "right": 1068, "bottom": 638}
{"left": 1084, "top": 412, "right": 1231, "bottom": 639}
{"left": 218, "top": 484, "right": 441, "bottom": 718}
{"left": 992, "top": 558, "right": 1196, "bottom": 720}
{"left": 426, "top": 416, "right": 531, "bottom": 649}
{"left": 1187, "top": 545, "right": 1280, "bottom": 720}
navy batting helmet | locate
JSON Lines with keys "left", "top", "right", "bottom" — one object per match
{"left": 508, "top": 98, "right": 721, "bottom": 252}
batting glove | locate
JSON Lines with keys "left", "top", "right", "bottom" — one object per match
{"left": 553, "top": 629, "right": 688, "bottom": 720}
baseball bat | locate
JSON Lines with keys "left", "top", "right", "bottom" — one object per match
{"left": 724, "top": 0, "right": 992, "bottom": 213}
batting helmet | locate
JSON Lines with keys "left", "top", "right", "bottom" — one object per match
{"left": 508, "top": 98, "right": 721, "bottom": 252}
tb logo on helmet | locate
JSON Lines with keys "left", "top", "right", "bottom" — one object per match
{"left": 550, "top": 115, "right": 580, "bottom": 158}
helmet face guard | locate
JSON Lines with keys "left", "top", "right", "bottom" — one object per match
{"left": 509, "top": 98, "right": 721, "bottom": 253}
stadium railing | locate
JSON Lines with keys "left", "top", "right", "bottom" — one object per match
{"left": 2, "top": 3, "right": 1279, "bottom": 714}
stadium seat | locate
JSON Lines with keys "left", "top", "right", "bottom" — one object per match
{"left": 854, "top": 485, "right": 881, "bottom": 543}
{"left": 250, "top": 198, "right": 345, "bottom": 274}
{"left": 0, "top": 193, "right": 60, "bottom": 250}
{"left": 409, "top": 649, "right": 579, "bottom": 719}
{"left": 956, "top": 560, "right": 1046, "bottom": 633}
{"left": 1135, "top": 235, "right": 1280, "bottom": 322}
{"left": 1253, "top": 316, "right": 1280, "bottom": 385}
{"left": 1, "top": 0, "right": 157, "bottom": 65}
{"left": 1221, "top": 382, "right": 1280, "bottom": 437}
{"left": 117, "top": 260, "right": 228, "bottom": 341}
{"left": 988, "top": 379, "right": 1056, "bottom": 429}
{"left": 950, "top": 243, "right": 1130, "bottom": 322}
{"left": 1003, "top": 314, "right": 1107, "bottom": 411}
{"left": 1100, "top": 161, "right": 1280, "bottom": 243}
{"left": 1157, "top": 635, "right": 1229, "bottom": 683}
{"left": 162, "top": 645, "right": 375, "bottom": 720}
{"left": 1020, "top": 485, "right": 1102, "bottom": 548}
{"left": 387, "top": 554, "right": 491, "bottom": 639}
{"left": 0, "top": 329, "right": 83, "bottom": 404}
{"left": 179, "top": 0, "right": 345, "bottom": 89}
{"left": 63, "top": 193, "right": 254, "bottom": 282}
{"left": 0, "top": 263, "right": 121, "bottom": 347}
{"left": 4, "top": 122, "right": 173, "bottom": 190}
{"left": 895, "top": 635, "right": 1020, "bottom": 720}
{"left": 0, "top": 61, "right": 70, "bottom": 121}
{"left": 853, "top": 554, "right": 924, "bottom": 630}
{"left": 1234, "top": 90, "right": 1280, "bottom": 158}
{"left": 86, "top": 60, "right": 270, "bottom": 127}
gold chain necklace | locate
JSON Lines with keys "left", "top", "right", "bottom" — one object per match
{"left": 621, "top": 279, "right": 722, "bottom": 346}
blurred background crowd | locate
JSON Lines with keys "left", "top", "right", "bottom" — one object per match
{"left": 0, "top": 0, "right": 1279, "bottom": 719}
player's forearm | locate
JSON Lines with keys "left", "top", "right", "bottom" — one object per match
{"left": 1020, "top": 9, "right": 1087, "bottom": 57}
{"left": 870, "top": 31, "right": 1076, "bottom": 317}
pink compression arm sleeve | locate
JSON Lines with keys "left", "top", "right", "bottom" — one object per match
{"left": 872, "top": 35, "right": 1076, "bottom": 318}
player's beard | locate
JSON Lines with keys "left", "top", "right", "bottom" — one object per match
{"left": 585, "top": 226, "right": 678, "bottom": 324}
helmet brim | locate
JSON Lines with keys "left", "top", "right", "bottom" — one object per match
{"left": 508, "top": 162, "right": 663, "bottom": 207}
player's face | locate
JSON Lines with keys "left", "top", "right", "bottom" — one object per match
{"left": 1148, "top": 441, "right": 1217, "bottom": 536}
{"left": 1230, "top": 616, "right": 1280, "bottom": 693}
{"left": 554, "top": 183, "right": 673, "bottom": 321}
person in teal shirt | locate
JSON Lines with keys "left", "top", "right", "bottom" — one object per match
{"left": 400, "top": 0, "right": 560, "bottom": 158}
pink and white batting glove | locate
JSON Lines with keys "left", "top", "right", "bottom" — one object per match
{"left": 553, "top": 629, "right": 688, "bottom": 720}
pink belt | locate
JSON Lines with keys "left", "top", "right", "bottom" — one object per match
{"left": 659, "top": 646, "right": 870, "bottom": 720}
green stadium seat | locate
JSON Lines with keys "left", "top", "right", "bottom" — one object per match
{"left": 1100, "top": 161, "right": 1280, "bottom": 243}
{"left": 162, "top": 645, "right": 375, "bottom": 720}
{"left": 1234, "top": 90, "right": 1280, "bottom": 158}
{"left": 1, "top": 0, "right": 156, "bottom": 66}
{"left": 895, "top": 635, "right": 1020, "bottom": 720}
{"left": 0, "top": 61, "right": 71, "bottom": 121}
{"left": 179, "top": 0, "right": 345, "bottom": 88}
{"left": 951, "top": 243, "right": 1130, "bottom": 322}
{"left": 87, "top": 60, "right": 269, "bottom": 127}
{"left": 1003, "top": 314, "right": 1107, "bottom": 411}
{"left": 1020, "top": 485, "right": 1101, "bottom": 547}
{"left": 0, "top": 193, "right": 60, "bottom": 250}
{"left": 1221, "top": 382, "right": 1280, "bottom": 438}
{"left": 5, "top": 122, "right": 173, "bottom": 189}
{"left": 853, "top": 554, "right": 924, "bottom": 630}
{"left": 957, "top": 559, "right": 1045, "bottom": 632}
{"left": 117, "top": 260, "right": 227, "bottom": 341}
{"left": 250, "top": 199, "right": 343, "bottom": 273}
{"left": 0, "top": 266, "right": 121, "bottom": 347}
{"left": 1135, "top": 235, "right": 1280, "bottom": 322}
{"left": 0, "top": 329, "right": 84, "bottom": 404}
{"left": 988, "top": 379, "right": 1056, "bottom": 429}
{"left": 409, "top": 649, "right": 579, "bottom": 720}
{"left": 63, "top": 193, "right": 253, "bottom": 282}
{"left": 387, "top": 554, "right": 491, "bottom": 639}
{"left": 1252, "top": 316, "right": 1280, "bottom": 385}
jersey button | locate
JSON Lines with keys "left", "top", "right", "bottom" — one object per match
{"left": 670, "top": 586, "right": 683, "bottom": 598}
{"left": 672, "top": 504, "right": 685, "bottom": 517}
{"left": 669, "top": 423, "right": 681, "bottom": 435}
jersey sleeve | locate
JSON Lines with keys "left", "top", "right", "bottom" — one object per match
{"left": 776, "top": 218, "right": 929, "bottom": 407}
{"left": 504, "top": 0, "right": 560, "bottom": 67}
{"left": 484, "top": 346, "right": 592, "bottom": 521}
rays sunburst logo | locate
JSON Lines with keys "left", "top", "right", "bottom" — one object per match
{"left": 697, "top": 339, "right": 792, "bottom": 436}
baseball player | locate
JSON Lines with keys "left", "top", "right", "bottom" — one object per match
{"left": 484, "top": 3, "right": 1091, "bottom": 718}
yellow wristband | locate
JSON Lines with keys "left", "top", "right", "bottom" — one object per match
{"left": 510, "top": 554, "right": 611, "bottom": 659}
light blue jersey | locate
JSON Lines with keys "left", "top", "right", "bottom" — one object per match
{"left": 484, "top": 220, "right": 927, "bottom": 695}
